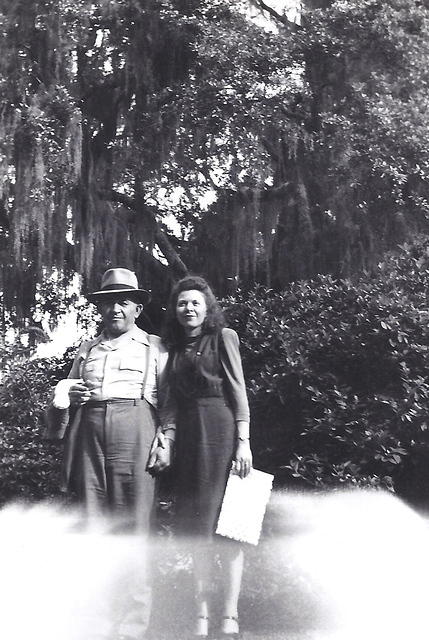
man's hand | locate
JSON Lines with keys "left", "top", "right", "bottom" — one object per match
{"left": 68, "top": 380, "right": 92, "bottom": 406}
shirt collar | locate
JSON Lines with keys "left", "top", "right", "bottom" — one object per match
{"left": 96, "top": 325, "right": 149, "bottom": 347}
{"left": 130, "top": 326, "right": 150, "bottom": 345}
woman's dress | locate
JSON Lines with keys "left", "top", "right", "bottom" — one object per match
{"left": 165, "top": 328, "right": 249, "bottom": 538}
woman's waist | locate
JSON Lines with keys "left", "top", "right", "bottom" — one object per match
{"left": 176, "top": 394, "right": 231, "bottom": 408}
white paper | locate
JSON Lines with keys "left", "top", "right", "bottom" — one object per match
{"left": 216, "top": 468, "right": 274, "bottom": 545}
{"left": 52, "top": 378, "right": 82, "bottom": 409}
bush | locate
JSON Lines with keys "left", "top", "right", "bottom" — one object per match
{"left": 0, "top": 347, "right": 75, "bottom": 505}
{"left": 3, "top": 237, "right": 429, "bottom": 503}
{"left": 225, "top": 236, "right": 429, "bottom": 497}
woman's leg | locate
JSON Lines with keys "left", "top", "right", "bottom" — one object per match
{"left": 192, "top": 545, "right": 212, "bottom": 636}
{"left": 219, "top": 542, "right": 244, "bottom": 635}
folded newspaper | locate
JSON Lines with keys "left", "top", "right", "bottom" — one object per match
{"left": 216, "top": 468, "right": 274, "bottom": 545}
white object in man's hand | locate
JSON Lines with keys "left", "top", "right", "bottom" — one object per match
{"left": 53, "top": 379, "right": 86, "bottom": 409}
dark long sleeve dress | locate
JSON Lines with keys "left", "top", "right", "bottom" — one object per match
{"left": 164, "top": 327, "right": 250, "bottom": 539}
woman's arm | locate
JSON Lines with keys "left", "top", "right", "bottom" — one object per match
{"left": 220, "top": 328, "right": 252, "bottom": 477}
{"left": 147, "top": 347, "right": 176, "bottom": 474}
{"left": 219, "top": 328, "right": 250, "bottom": 422}
{"left": 157, "top": 349, "right": 177, "bottom": 440}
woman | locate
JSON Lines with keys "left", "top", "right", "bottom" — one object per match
{"left": 161, "top": 275, "right": 253, "bottom": 639}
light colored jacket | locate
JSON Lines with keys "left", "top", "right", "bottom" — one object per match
{"left": 45, "top": 327, "right": 168, "bottom": 441}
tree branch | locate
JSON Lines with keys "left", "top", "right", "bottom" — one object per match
{"left": 251, "top": 0, "right": 300, "bottom": 30}
{"left": 261, "top": 182, "right": 294, "bottom": 200}
{"left": 108, "top": 190, "right": 136, "bottom": 209}
{"left": 102, "top": 189, "right": 189, "bottom": 278}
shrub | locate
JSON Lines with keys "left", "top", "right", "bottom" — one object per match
{"left": 225, "top": 236, "right": 429, "bottom": 497}
{"left": 0, "top": 347, "right": 75, "bottom": 505}
{"left": 3, "top": 237, "right": 429, "bottom": 502}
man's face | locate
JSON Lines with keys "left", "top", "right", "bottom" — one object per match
{"left": 98, "top": 295, "right": 142, "bottom": 337}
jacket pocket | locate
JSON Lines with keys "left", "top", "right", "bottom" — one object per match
{"left": 119, "top": 356, "right": 145, "bottom": 372}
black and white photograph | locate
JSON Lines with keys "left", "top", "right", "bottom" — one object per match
{"left": 1, "top": 1, "right": 429, "bottom": 639}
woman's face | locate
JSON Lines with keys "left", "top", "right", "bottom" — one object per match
{"left": 176, "top": 289, "right": 207, "bottom": 335}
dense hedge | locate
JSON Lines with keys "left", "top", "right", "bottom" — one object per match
{"left": 226, "top": 237, "right": 429, "bottom": 500}
{"left": 0, "top": 348, "right": 75, "bottom": 505}
{"left": 3, "top": 238, "right": 429, "bottom": 504}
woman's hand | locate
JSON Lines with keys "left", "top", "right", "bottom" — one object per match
{"left": 234, "top": 439, "right": 252, "bottom": 478}
{"left": 68, "top": 381, "right": 91, "bottom": 406}
{"left": 147, "top": 441, "right": 174, "bottom": 476}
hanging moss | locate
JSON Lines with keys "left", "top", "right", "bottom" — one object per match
{"left": 2, "top": 0, "right": 429, "bottom": 323}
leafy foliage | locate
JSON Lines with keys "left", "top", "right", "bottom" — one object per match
{"left": 0, "top": 348, "right": 75, "bottom": 505}
{"left": 177, "top": 0, "right": 429, "bottom": 287}
{"left": 4, "top": 238, "right": 429, "bottom": 502}
{"left": 226, "top": 236, "right": 429, "bottom": 495}
{"left": 2, "top": 1, "right": 429, "bottom": 322}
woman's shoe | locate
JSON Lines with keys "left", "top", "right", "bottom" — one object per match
{"left": 219, "top": 615, "right": 240, "bottom": 639}
{"left": 193, "top": 614, "right": 209, "bottom": 638}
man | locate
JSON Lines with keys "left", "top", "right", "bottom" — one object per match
{"left": 46, "top": 268, "right": 174, "bottom": 639}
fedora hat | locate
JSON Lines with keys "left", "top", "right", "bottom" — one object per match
{"left": 88, "top": 268, "right": 151, "bottom": 304}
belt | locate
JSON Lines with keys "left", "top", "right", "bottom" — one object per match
{"left": 85, "top": 398, "right": 143, "bottom": 407}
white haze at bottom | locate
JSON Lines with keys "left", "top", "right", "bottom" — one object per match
{"left": 0, "top": 490, "right": 427, "bottom": 640}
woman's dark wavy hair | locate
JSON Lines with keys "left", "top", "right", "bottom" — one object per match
{"left": 162, "top": 275, "right": 225, "bottom": 347}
